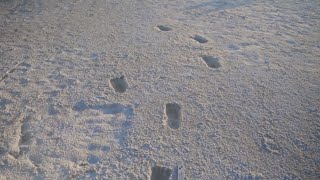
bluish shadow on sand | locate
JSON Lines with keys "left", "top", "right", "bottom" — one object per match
{"left": 187, "top": 0, "right": 252, "bottom": 14}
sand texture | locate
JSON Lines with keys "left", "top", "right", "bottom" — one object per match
{"left": 0, "top": 0, "right": 320, "bottom": 179}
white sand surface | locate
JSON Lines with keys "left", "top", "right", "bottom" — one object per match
{"left": 0, "top": 0, "right": 319, "bottom": 179}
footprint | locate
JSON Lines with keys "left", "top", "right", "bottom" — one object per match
{"left": 286, "top": 40, "right": 295, "bottom": 45}
{"left": 19, "top": 78, "right": 28, "bottom": 86}
{"left": 19, "top": 62, "right": 31, "bottom": 73}
{"left": 20, "top": 116, "right": 33, "bottom": 146}
{"left": 10, "top": 91, "right": 21, "bottom": 97}
{"left": 202, "top": 56, "right": 221, "bottom": 69}
{"left": 0, "top": 142, "right": 8, "bottom": 155}
{"left": 91, "top": 103, "right": 133, "bottom": 119}
{"left": 91, "top": 53, "right": 99, "bottom": 60}
{"left": 293, "top": 139, "right": 310, "bottom": 151}
{"left": 313, "top": 129, "right": 320, "bottom": 140}
{"left": 0, "top": 99, "right": 11, "bottom": 110}
{"left": 88, "top": 144, "right": 99, "bottom": 151}
{"left": 73, "top": 101, "right": 134, "bottom": 119}
{"left": 48, "top": 104, "right": 59, "bottom": 115}
{"left": 228, "top": 44, "right": 240, "bottom": 50}
{"left": 20, "top": 62, "right": 32, "bottom": 68}
{"left": 87, "top": 154, "right": 100, "bottom": 164}
{"left": 151, "top": 165, "right": 172, "bottom": 180}
{"left": 261, "top": 134, "right": 281, "bottom": 154}
{"left": 157, "top": 25, "right": 173, "bottom": 32}
{"left": 88, "top": 144, "right": 111, "bottom": 153}
{"left": 165, "top": 103, "right": 182, "bottom": 129}
{"left": 48, "top": 90, "right": 60, "bottom": 97}
{"left": 110, "top": 76, "right": 128, "bottom": 93}
{"left": 101, "top": 146, "right": 111, "bottom": 152}
{"left": 240, "top": 42, "right": 251, "bottom": 47}
{"left": 73, "top": 100, "right": 88, "bottom": 112}
{"left": 9, "top": 115, "right": 33, "bottom": 158}
{"left": 192, "top": 35, "right": 208, "bottom": 43}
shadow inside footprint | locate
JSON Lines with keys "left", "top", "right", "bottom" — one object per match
{"left": 151, "top": 165, "right": 172, "bottom": 180}
{"left": 19, "top": 78, "right": 28, "bottom": 85}
{"left": 157, "top": 25, "right": 172, "bottom": 31}
{"left": 202, "top": 56, "right": 221, "bottom": 68}
{"left": 228, "top": 44, "right": 240, "bottom": 50}
{"left": 110, "top": 76, "right": 128, "bottom": 93}
{"left": 0, "top": 99, "right": 10, "bottom": 110}
{"left": 192, "top": 35, "right": 208, "bottom": 43}
{"left": 20, "top": 62, "right": 31, "bottom": 68}
{"left": 87, "top": 154, "right": 100, "bottom": 164}
{"left": 73, "top": 100, "right": 88, "bottom": 112}
{"left": 165, "top": 103, "right": 182, "bottom": 129}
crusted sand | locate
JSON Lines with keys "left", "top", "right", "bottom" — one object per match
{"left": 0, "top": 0, "right": 319, "bottom": 179}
